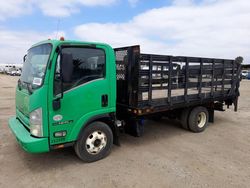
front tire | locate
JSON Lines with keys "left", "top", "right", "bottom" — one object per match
{"left": 74, "top": 121, "right": 113, "bottom": 162}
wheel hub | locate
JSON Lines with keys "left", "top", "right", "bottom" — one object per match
{"left": 197, "top": 112, "right": 206, "bottom": 128}
{"left": 94, "top": 139, "right": 101, "bottom": 147}
{"left": 85, "top": 131, "right": 107, "bottom": 155}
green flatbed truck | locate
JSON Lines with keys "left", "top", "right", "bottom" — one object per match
{"left": 9, "top": 39, "right": 242, "bottom": 162}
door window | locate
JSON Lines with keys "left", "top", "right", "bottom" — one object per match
{"left": 54, "top": 47, "right": 105, "bottom": 95}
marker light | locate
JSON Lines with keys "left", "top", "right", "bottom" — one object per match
{"left": 60, "top": 36, "right": 65, "bottom": 41}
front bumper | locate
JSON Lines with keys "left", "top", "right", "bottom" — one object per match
{"left": 8, "top": 117, "right": 49, "bottom": 153}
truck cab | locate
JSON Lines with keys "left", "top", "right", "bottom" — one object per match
{"left": 9, "top": 39, "right": 117, "bottom": 162}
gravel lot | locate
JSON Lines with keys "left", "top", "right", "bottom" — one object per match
{"left": 0, "top": 74, "right": 249, "bottom": 188}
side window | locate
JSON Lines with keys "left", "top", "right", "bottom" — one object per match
{"left": 54, "top": 47, "right": 105, "bottom": 95}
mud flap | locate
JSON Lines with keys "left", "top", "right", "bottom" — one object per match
{"left": 208, "top": 108, "right": 214, "bottom": 123}
{"left": 234, "top": 96, "right": 239, "bottom": 112}
{"left": 111, "top": 121, "right": 121, "bottom": 146}
{"left": 125, "top": 118, "right": 144, "bottom": 137}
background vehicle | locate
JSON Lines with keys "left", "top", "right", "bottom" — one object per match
{"left": 10, "top": 70, "right": 17, "bottom": 76}
{"left": 15, "top": 69, "right": 22, "bottom": 76}
{"left": 0, "top": 64, "right": 23, "bottom": 75}
{"left": 8, "top": 68, "right": 21, "bottom": 76}
{"left": 9, "top": 39, "right": 242, "bottom": 162}
{"left": 5, "top": 66, "right": 13, "bottom": 74}
{"left": 241, "top": 70, "right": 249, "bottom": 79}
{"left": 247, "top": 72, "right": 250, "bottom": 80}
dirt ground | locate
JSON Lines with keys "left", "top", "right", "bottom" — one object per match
{"left": 0, "top": 74, "right": 249, "bottom": 188}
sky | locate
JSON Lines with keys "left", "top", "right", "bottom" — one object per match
{"left": 0, "top": 0, "right": 249, "bottom": 64}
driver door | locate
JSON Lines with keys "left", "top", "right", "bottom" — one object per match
{"left": 48, "top": 46, "right": 111, "bottom": 145}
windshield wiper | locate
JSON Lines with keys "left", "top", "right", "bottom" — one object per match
{"left": 22, "top": 81, "right": 33, "bottom": 95}
{"left": 17, "top": 79, "right": 22, "bottom": 91}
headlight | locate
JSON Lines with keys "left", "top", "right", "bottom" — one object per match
{"left": 30, "top": 108, "right": 43, "bottom": 137}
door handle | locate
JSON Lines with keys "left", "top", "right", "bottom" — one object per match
{"left": 101, "top": 95, "right": 108, "bottom": 107}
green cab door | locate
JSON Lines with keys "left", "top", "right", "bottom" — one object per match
{"left": 48, "top": 44, "right": 116, "bottom": 146}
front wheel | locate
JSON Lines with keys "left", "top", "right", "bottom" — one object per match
{"left": 74, "top": 121, "right": 113, "bottom": 162}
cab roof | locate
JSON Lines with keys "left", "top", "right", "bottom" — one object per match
{"left": 31, "top": 39, "right": 111, "bottom": 49}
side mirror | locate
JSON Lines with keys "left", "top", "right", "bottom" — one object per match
{"left": 23, "top": 54, "right": 27, "bottom": 63}
{"left": 53, "top": 52, "right": 73, "bottom": 111}
{"left": 53, "top": 98, "right": 61, "bottom": 111}
{"left": 61, "top": 53, "right": 73, "bottom": 83}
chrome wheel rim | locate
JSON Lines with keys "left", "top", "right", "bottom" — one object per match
{"left": 197, "top": 112, "right": 207, "bottom": 128}
{"left": 85, "top": 130, "right": 107, "bottom": 155}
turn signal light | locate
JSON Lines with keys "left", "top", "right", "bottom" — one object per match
{"left": 54, "top": 131, "right": 67, "bottom": 137}
{"left": 53, "top": 144, "right": 65, "bottom": 149}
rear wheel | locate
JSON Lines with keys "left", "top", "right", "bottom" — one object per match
{"left": 188, "top": 106, "right": 209, "bottom": 133}
{"left": 180, "top": 108, "right": 191, "bottom": 130}
{"left": 74, "top": 121, "right": 113, "bottom": 162}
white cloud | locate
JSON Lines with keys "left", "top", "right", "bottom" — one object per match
{"left": 0, "top": 1, "right": 33, "bottom": 21}
{"left": 36, "top": 0, "right": 117, "bottom": 17}
{"left": 0, "top": 29, "right": 65, "bottom": 63}
{"left": 1, "top": 0, "right": 249, "bottom": 64}
{"left": 74, "top": 0, "right": 250, "bottom": 62}
{"left": 0, "top": 0, "right": 151, "bottom": 19}
{"left": 0, "top": 0, "right": 117, "bottom": 19}
{"left": 77, "top": 0, "right": 117, "bottom": 6}
{"left": 37, "top": 0, "right": 78, "bottom": 17}
{"left": 128, "top": 0, "right": 139, "bottom": 7}
{"left": 173, "top": 0, "right": 195, "bottom": 6}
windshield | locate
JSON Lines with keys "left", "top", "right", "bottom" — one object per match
{"left": 20, "top": 43, "right": 52, "bottom": 88}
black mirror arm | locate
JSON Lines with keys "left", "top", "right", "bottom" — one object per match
{"left": 23, "top": 54, "right": 27, "bottom": 63}
{"left": 59, "top": 46, "right": 64, "bottom": 100}
{"left": 53, "top": 46, "right": 64, "bottom": 111}
{"left": 53, "top": 98, "right": 61, "bottom": 111}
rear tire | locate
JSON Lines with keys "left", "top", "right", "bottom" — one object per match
{"left": 180, "top": 108, "right": 191, "bottom": 130}
{"left": 188, "top": 106, "right": 209, "bottom": 133}
{"left": 74, "top": 121, "right": 113, "bottom": 162}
